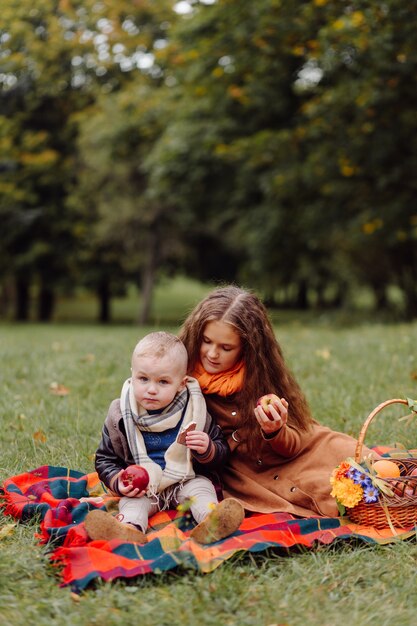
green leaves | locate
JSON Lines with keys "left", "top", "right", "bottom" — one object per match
{"left": 406, "top": 398, "right": 417, "bottom": 413}
{"left": 2, "top": 0, "right": 417, "bottom": 319}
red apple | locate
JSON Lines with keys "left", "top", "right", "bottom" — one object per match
{"left": 406, "top": 467, "right": 417, "bottom": 495}
{"left": 121, "top": 465, "right": 149, "bottom": 491}
{"left": 257, "top": 394, "right": 280, "bottom": 419}
{"left": 391, "top": 480, "right": 405, "bottom": 497}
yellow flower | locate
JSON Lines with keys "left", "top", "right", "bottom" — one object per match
{"left": 330, "top": 477, "right": 363, "bottom": 508}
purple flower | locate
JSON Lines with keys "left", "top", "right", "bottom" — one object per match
{"left": 361, "top": 476, "right": 373, "bottom": 489}
{"left": 348, "top": 468, "right": 372, "bottom": 488}
{"left": 363, "top": 485, "right": 379, "bottom": 503}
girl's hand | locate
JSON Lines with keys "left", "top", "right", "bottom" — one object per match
{"left": 254, "top": 397, "right": 289, "bottom": 435}
{"left": 114, "top": 470, "right": 146, "bottom": 498}
{"left": 186, "top": 429, "right": 210, "bottom": 454}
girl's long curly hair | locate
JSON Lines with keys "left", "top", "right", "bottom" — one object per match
{"left": 179, "top": 285, "right": 313, "bottom": 448}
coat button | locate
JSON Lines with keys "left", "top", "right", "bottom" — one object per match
{"left": 273, "top": 475, "right": 279, "bottom": 480}
{"left": 290, "top": 486, "right": 297, "bottom": 492}
{"left": 257, "top": 459, "right": 262, "bottom": 466}
{"left": 231, "top": 411, "right": 237, "bottom": 416}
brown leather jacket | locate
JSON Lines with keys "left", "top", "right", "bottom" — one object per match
{"left": 204, "top": 393, "right": 376, "bottom": 517}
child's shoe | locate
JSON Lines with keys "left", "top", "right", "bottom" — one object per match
{"left": 189, "top": 498, "right": 244, "bottom": 544}
{"left": 85, "top": 509, "right": 147, "bottom": 543}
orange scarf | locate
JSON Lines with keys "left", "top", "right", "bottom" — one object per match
{"left": 192, "top": 360, "right": 245, "bottom": 397}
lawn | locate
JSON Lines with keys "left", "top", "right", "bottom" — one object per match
{"left": 1, "top": 313, "right": 417, "bottom": 626}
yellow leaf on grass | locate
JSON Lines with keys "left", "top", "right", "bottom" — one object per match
{"left": 12, "top": 413, "right": 27, "bottom": 432}
{"left": 0, "top": 523, "right": 17, "bottom": 539}
{"left": 80, "top": 353, "right": 95, "bottom": 363}
{"left": 49, "top": 382, "right": 70, "bottom": 396}
{"left": 33, "top": 429, "right": 47, "bottom": 444}
{"left": 316, "top": 348, "right": 331, "bottom": 360}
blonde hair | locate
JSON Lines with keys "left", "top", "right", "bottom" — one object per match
{"left": 133, "top": 331, "right": 188, "bottom": 377}
{"left": 179, "top": 286, "right": 312, "bottom": 442}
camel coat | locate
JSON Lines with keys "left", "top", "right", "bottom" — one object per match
{"left": 205, "top": 393, "right": 374, "bottom": 518}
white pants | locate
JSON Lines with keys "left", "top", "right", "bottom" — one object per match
{"left": 118, "top": 475, "right": 218, "bottom": 532}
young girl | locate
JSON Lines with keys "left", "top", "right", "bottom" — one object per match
{"left": 179, "top": 285, "right": 375, "bottom": 518}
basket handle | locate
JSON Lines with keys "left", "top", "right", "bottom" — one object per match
{"left": 354, "top": 398, "right": 409, "bottom": 462}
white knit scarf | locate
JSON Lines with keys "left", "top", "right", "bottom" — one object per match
{"left": 120, "top": 376, "right": 207, "bottom": 499}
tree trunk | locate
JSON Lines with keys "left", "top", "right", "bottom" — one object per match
{"left": 398, "top": 268, "right": 417, "bottom": 320}
{"left": 138, "top": 229, "right": 160, "bottom": 325}
{"left": 295, "top": 279, "right": 309, "bottom": 309}
{"left": 405, "top": 294, "right": 417, "bottom": 319}
{"left": 97, "top": 278, "right": 111, "bottom": 323}
{"left": 38, "top": 284, "right": 55, "bottom": 321}
{"left": 373, "top": 285, "right": 388, "bottom": 310}
{"left": 0, "top": 277, "right": 14, "bottom": 318}
{"left": 15, "top": 276, "right": 30, "bottom": 321}
{"left": 403, "top": 285, "right": 417, "bottom": 320}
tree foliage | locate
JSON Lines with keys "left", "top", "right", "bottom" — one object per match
{"left": 146, "top": 0, "right": 417, "bottom": 312}
{"left": 0, "top": 0, "right": 176, "bottom": 321}
{"left": 1, "top": 0, "right": 417, "bottom": 320}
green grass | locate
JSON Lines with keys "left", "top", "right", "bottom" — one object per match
{"left": 1, "top": 318, "right": 417, "bottom": 625}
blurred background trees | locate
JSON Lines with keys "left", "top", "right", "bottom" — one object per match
{"left": 1, "top": 0, "right": 416, "bottom": 322}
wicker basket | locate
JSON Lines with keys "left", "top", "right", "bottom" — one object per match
{"left": 346, "top": 398, "right": 417, "bottom": 529}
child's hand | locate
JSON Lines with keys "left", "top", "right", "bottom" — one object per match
{"left": 254, "top": 397, "right": 288, "bottom": 435}
{"left": 185, "top": 429, "right": 210, "bottom": 454}
{"left": 114, "top": 470, "right": 146, "bottom": 498}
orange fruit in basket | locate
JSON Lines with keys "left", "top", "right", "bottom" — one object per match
{"left": 373, "top": 459, "right": 401, "bottom": 478}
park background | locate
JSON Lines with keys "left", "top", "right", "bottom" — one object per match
{"left": 1, "top": 1, "right": 417, "bottom": 625}
{"left": 1, "top": 0, "right": 416, "bottom": 325}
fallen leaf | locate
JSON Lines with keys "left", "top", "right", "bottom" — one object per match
{"left": 12, "top": 413, "right": 27, "bottom": 432}
{"left": 71, "top": 592, "right": 81, "bottom": 603}
{"left": 81, "top": 353, "right": 95, "bottom": 363}
{"left": 410, "top": 370, "right": 417, "bottom": 381}
{"left": 49, "top": 382, "right": 70, "bottom": 396}
{"left": 316, "top": 348, "right": 331, "bottom": 360}
{"left": 33, "top": 429, "right": 47, "bottom": 444}
{"left": 0, "top": 523, "right": 17, "bottom": 539}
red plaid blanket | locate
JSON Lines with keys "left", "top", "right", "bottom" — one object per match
{"left": 1, "top": 450, "right": 416, "bottom": 592}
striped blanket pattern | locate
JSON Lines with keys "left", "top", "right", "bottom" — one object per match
{"left": 1, "top": 448, "right": 416, "bottom": 592}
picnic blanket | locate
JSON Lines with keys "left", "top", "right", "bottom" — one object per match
{"left": 1, "top": 447, "right": 417, "bottom": 592}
